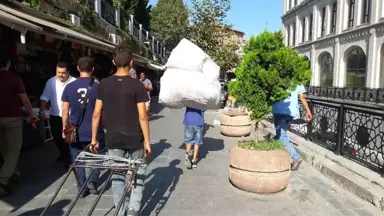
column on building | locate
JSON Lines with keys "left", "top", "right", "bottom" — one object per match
{"left": 283, "top": 0, "right": 287, "bottom": 14}
{"left": 355, "top": 0, "right": 364, "bottom": 26}
{"left": 305, "top": 15, "right": 310, "bottom": 42}
{"left": 310, "top": 44, "right": 317, "bottom": 86}
{"left": 295, "top": 15, "right": 300, "bottom": 46}
{"left": 334, "top": 0, "right": 345, "bottom": 87}
{"left": 366, "top": 28, "right": 378, "bottom": 88}
{"left": 289, "top": 24, "right": 293, "bottom": 46}
{"left": 325, "top": 3, "right": 332, "bottom": 35}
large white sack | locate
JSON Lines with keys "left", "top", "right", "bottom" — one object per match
{"left": 159, "top": 69, "right": 221, "bottom": 110}
{"left": 166, "top": 39, "right": 208, "bottom": 72}
{"left": 202, "top": 57, "right": 220, "bottom": 82}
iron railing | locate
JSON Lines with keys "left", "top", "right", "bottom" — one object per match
{"left": 289, "top": 96, "right": 384, "bottom": 174}
{"left": 305, "top": 86, "right": 384, "bottom": 104}
{"left": 98, "top": 0, "right": 166, "bottom": 59}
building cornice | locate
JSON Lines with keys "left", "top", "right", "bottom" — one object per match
{"left": 281, "top": 0, "right": 313, "bottom": 20}
{"left": 293, "top": 21, "right": 384, "bottom": 49}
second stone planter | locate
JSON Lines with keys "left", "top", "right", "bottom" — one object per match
{"left": 220, "top": 110, "right": 251, "bottom": 137}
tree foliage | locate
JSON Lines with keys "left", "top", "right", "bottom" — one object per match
{"left": 189, "top": 0, "right": 240, "bottom": 73}
{"left": 150, "top": 0, "right": 189, "bottom": 51}
{"left": 229, "top": 30, "right": 311, "bottom": 123}
{"left": 120, "top": 0, "right": 152, "bottom": 31}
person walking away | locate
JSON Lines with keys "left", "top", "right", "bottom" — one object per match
{"left": 91, "top": 45, "right": 151, "bottom": 216}
{"left": 0, "top": 51, "right": 36, "bottom": 197}
{"left": 139, "top": 72, "right": 153, "bottom": 114}
{"left": 184, "top": 107, "right": 204, "bottom": 169}
{"left": 61, "top": 57, "right": 104, "bottom": 198}
{"left": 40, "top": 62, "right": 75, "bottom": 169}
{"left": 272, "top": 84, "right": 312, "bottom": 171}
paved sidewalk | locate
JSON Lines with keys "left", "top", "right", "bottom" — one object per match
{"left": 0, "top": 103, "right": 381, "bottom": 216}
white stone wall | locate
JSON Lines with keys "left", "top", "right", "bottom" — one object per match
{"left": 282, "top": 0, "right": 384, "bottom": 88}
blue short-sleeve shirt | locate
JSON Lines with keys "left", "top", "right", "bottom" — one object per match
{"left": 62, "top": 77, "right": 104, "bottom": 142}
{"left": 272, "top": 85, "right": 306, "bottom": 119}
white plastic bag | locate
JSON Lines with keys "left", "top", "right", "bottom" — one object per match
{"left": 159, "top": 69, "right": 221, "bottom": 110}
{"left": 202, "top": 57, "right": 220, "bottom": 82}
{"left": 166, "top": 38, "right": 208, "bottom": 72}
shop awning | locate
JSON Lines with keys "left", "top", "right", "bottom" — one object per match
{"left": 0, "top": 4, "right": 115, "bottom": 50}
{"left": 0, "top": 9, "right": 43, "bottom": 33}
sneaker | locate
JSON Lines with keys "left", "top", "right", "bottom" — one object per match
{"left": 127, "top": 209, "right": 139, "bottom": 216}
{"left": 192, "top": 160, "right": 197, "bottom": 168}
{"left": 291, "top": 158, "right": 303, "bottom": 171}
{"left": 184, "top": 153, "right": 192, "bottom": 169}
{"left": 87, "top": 181, "right": 99, "bottom": 195}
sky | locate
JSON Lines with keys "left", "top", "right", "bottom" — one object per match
{"left": 148, "top": 0, "right": 282, "bottom": 39}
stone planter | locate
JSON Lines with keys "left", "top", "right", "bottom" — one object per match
{"left": 229, "top": 145, "right": 291, "bottom": 194}
{"left": 220, "top": 110, "right": 251, "bottom": 137}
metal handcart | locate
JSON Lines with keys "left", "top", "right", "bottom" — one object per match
{"left": 40, "top": 146, "right": 145, "bottom": 216}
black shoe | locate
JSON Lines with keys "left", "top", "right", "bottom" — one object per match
{"left": 87, "top": 182, "right": 99, "bottom": 195}
{"left": 79, "top": 189, "right": 90, "bottom": 198}
{"left": 192, "top": 160, "right": 197, "bottom": 168}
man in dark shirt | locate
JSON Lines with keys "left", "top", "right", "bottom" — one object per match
{"left": 91, "top": 45, "right": 151, "bottom": 216}
{"left": 61, "top": 57, "right": 104, "bottom": 198}
{"left": 0, "top": 51, "right": 36, "bottom": 197}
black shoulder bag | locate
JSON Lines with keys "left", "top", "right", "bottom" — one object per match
{"left": 64, "top": 78, "right": 95, "bottom": 144}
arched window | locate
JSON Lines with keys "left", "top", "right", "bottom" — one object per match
{"left": 345, "top": 47, "right": 367, "bottom": 87}
{"left": 319, "top": 52, "right": 334, "bottom": 86}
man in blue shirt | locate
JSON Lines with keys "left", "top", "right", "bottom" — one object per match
{"left": 183, "top": 107, "right": 204, "bottom": 169}
{"left": 272, "top": 84, "right": 312, "bottom": 171}
{"left": 61, "top": 56, "right": 104, "bottom": 198}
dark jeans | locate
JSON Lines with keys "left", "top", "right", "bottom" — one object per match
{"left": 49, "top": 116, "right": 69, "bottom": 163}
{"left": 70, "top": 140, "right": 105, "bottom": 191}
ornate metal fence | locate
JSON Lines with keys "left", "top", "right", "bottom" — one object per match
{"left": 306, "top": 86, "right": 384, "bottom": 103}
{"left": 290, "top": 96, "right": 384, "bottom": 174}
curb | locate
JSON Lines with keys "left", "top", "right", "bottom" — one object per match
{"left": 261, "top": 120, "right": 384, "bottom": 211}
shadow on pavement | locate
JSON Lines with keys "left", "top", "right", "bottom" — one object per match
{"left": 141, "top": 160, "right": 183, "bottom": 216}
{"left": 147, "top": 139, "right": 172, "bottom": 166}
{"left": 17, "top": 199, "right": 70, "bottom": 216}
{"left": 149, "top": 114, "right": 165, "bottom": 121}
{"left": 1, "top": 143, "right": 66, "bottom": 214}
{"left": 150, "top": 97, "right": 165, "bottom": 115}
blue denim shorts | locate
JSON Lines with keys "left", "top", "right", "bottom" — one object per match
{"left": 184, "top": 125, "right": 203, "bottom": 145}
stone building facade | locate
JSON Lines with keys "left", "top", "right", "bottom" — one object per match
{"left": 282, "top": 0, "right": 384, "bottom": 88}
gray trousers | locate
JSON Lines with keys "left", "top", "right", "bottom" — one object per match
{"left": 108, "top": 148, "right": 146, "bottom": 215}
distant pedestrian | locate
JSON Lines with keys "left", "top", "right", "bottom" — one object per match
{"left": 139, "top": 72, "right": 153, "bottom": 114}
{"left": 184, "top": 107, "right": 204, "bottom": 169}
{"left": 61, "top": 56, "right": 104, "bottom": 198}
{"left": 272, "top": 84, "right": 312, "bottom": 171}
{"left": 40, "top": 62, "right": 75, "bottom": 169}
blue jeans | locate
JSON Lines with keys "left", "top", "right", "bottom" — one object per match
{"left": 273, "top": 114, "right": 300, "bottom": 161}
{"left": 184, "top": 125, "right": 203, "bottom": 145}
{"left": 108, "top": 148, "right": 146, "bottom": 215}
{"left": 69, "top": 140, "right": 105, "bottom": 191}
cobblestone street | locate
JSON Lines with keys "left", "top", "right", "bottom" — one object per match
{"left": 0, "top": 101, "right": 381, "bottom": 216}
